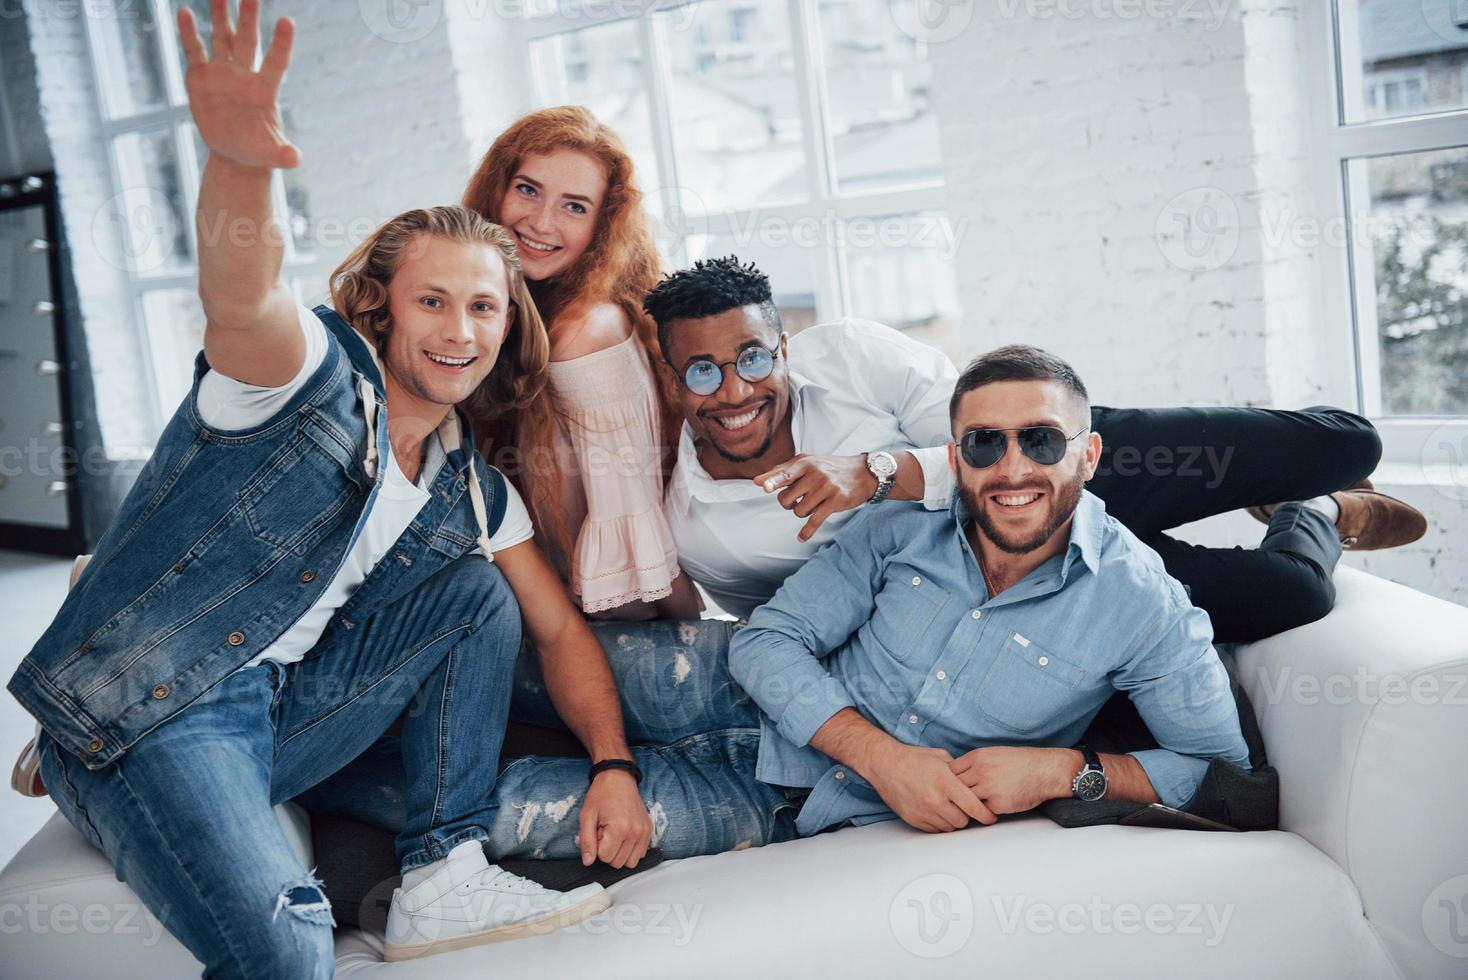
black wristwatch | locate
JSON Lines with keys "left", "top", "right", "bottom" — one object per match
{"left": 589, "top": 758, "right": 643, "bottom": 785}
{"left": 1070, "top": 746, "right": 1107, "bottom": 802}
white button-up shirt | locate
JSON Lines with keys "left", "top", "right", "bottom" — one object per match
{"left": 666, "top": 318, "right": 959, "bottom": 619}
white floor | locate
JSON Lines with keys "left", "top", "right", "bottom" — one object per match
{"left": 0, "top": 550, "right": 74, "bottom": 869}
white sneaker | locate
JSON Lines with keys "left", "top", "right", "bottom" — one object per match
{"left": 384, "top": 840, "right": 612, "bottom": 962}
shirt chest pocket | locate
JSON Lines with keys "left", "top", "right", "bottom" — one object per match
{"left": 866, "top": 562, "right": 950, "bottom": 662}
{"left": 975, "top": 632, "right": 1087, "bottom": 734}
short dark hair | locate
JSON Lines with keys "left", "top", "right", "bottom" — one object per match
{"left": 642, "top": 256, "right": 782, "bottom": 363}
{"left": 949, "top": 344, "right": 1090, "bottom": 426}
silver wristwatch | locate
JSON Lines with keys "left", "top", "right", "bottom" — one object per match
{"left": 865, "top": 451, "right": 898, "bottom": 504}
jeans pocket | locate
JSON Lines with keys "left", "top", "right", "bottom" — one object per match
{"left": 40, "top": 737, "right": 106, "bottom": 852}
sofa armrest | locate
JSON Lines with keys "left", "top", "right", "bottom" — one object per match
{"left": 1235, "top": 566, "right": 1468, "bottom": 980}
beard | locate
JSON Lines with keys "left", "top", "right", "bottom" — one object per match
{"left": 962, "top": 465, "right": 1086, "bottom": 555}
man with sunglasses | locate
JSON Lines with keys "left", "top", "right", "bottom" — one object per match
{"left": 718, "top": 343, "right": 1252, "bottom": 838}
{"left": 648, "top": 256, "right": 1424, "bottom": 644}
{"left": 373, "top": 343, "right": 1252, "bottom": 856}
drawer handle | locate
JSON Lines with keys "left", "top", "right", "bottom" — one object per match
{"left": 44, "top": 421, "right": 64, "bottom": 436}
{"left": 34, "top": 300, "right": 55, "bottom": 315}
{"left": 35, "top": 359, "right": 60, "bottom": 376}
{"left": 26, "top": 238, "right": 50, "bottom": 253}
{"left": 45, "top": 481, "right": 67, "bottom": 497}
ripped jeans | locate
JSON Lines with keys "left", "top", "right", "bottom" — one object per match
{"left": 300, "top": 619, "right": 804, "bottom": 862}
{"left": 39, "top": 555, "right": 523, "bottom": 980}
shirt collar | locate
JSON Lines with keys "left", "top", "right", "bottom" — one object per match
{"left": 949, "top": 486, "right": 1105, "bottom": 579}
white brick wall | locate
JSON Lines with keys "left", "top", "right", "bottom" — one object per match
{"left": 273, "top": 0, "right": 531, "bottom": 283}
{"left": 929, "top": 0, "right": 1465, "bottom": 606}
{"left": 9, "top": 0, "right": 1463, "bottom": 605}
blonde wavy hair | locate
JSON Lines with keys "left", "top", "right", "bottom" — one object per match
{"left": 462, "top": 106, "right": 678, "bottom": 561}
{"left": 328, "top": 205, "right": 550, "bottom": 423}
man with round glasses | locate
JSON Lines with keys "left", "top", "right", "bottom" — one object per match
{"left": 647, "top": 255, "right": 1426, "bottom": 643}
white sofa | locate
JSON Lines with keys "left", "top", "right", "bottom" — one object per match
{"left": 3, "top": 566, "right": 1465, "bottom": 979}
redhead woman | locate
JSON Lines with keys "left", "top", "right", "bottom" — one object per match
{"left": 462, "top": 107, "right": 702, "bottom": 621}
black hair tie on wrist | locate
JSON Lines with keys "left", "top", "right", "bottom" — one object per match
{"left": 589, "top": 758, "right": 643, "bottom": 784}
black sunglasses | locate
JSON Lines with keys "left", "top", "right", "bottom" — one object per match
{"left": 678, "top": 340, "right": 783, "bottom": 397}
{"left": 959, "top": 425, "right": 1089, "bottom": 468}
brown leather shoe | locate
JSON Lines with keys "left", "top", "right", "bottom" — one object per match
{"left": 1247, "top": 477, "right": 1374, "bottom": 525}
{"left": 1332, "top": 487, "right": 1427, "bottom": 550}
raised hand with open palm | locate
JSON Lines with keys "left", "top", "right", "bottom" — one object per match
{"left": 177, "top": 0, "right": 300, "bottom": 171}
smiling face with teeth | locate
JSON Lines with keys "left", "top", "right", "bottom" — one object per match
{"left": 496, "top": 150, "right": 607, "bottom": 283}
{"left": 949, "top": 378, "right": 1101, "bottom": 560}
{"left": 661, "top": 304, "right": 794, "bottom": 479}
{"left": 379, "top": 234, "right": 515, "bottom": 434}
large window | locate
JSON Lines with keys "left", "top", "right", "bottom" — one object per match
{"left": 520, "top": 0, "right": 962, "bottom": 361}
{"left": 1326, "top": 0, "right": 1468, "bottom": 429}
{"left": 82, "top": 0, "right": 317, "bottom": 426}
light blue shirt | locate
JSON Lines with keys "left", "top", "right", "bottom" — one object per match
{"left": 727, "top": 490, "right": 1251, "bottom": 836}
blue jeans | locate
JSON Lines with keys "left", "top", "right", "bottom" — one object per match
{"left": 300, "top": 619, "right": 803, "bottom": 861}
{"left": 39, "top": 555, "right": 522, "bottom": 980}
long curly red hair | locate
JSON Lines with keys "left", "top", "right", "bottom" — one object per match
{"left": 462, "top": 106, "right": 678, "bottom": 563}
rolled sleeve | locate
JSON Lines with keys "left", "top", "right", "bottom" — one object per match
{"left": 911, "top": 445, "right": 955, "bottom": 511}
{"left": 1129, "top": 749, "right": 1212, "bottom": 809}
{"left": 769, "top": 675, "right": 857, "bottom": 749}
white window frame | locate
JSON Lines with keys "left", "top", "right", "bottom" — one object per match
{"left": 1305, "top": 1, "right": 1468, "bottom": 468}
{"left": 515, "top": 0, "right": 952, "bottom": 328}
{"left": 79, "top": 0, "right": 316, "bottom": 437}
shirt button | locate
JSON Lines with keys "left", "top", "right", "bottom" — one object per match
{"left": 227, "top": 631, "right": 246, "bottom": 646}
{"left": 908, "top": 714, "right": 919, "bottom": 724}
{"left": 1038, "top": 656, "right": 1050, "bottom": 667}
{"left": 299, "top": 570, "right": 315, "bottom": 583}
{"left": 936, "top": 670, "right": 947, "bottom": 680}
{"left": 834, "top": 770, "right": 845, "bottom": 780}
{"left": 911, "top": 576, "right": 922, "bottom": 586}
{"left": 152, "top": 684, "right": 170, "bottom": 700}
{"left": 86, "top": 737, "right": 104, "bottom": 753}
{"left": 971, "top": 609, "right": 982, "bottom": 619}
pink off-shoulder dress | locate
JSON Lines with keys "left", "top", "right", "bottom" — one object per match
{"left": 543, "top": 333, "right": 683, "bottom": 615}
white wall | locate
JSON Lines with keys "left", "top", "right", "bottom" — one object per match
{"left": 10, "top": 0, "right": 1464, "bottom": 605}
{"left": 928, "top": 0, "right": 1465, "bottom": 606}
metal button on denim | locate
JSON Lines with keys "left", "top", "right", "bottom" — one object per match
{"left": 173, "top": 562, "right": 185, "bottom": 573}
{"left": 911, "top": 576, "right": 922, "bottom": 586}
{"left": 908, "top": 714, "right": 918, "bottom": 724}
{"left": 971, "top": 609, "right": 982, "bottom": 619}
{"left": 936, "top": 670, "right": 947, "bottom": 680}
{"left": 152, "top": 684, "right": 170, "bottom": 700}
{"left": 834, "top": 770, "right": 845, "bottom": 780}
{"left": 299, "top": 570, "right": 315, "bottom": 583}
{"left": 86, "top": 737, "right": 103, "bottom": 753}
{"left": 227, "top": 631, "right": 246, "bottom": 646}
{"left": 1038, "top": 656, "right": 1050, "bottom": 667}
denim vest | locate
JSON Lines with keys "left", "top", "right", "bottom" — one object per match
{"left": 7, "top": 306, "right": 509, "bottom": 770}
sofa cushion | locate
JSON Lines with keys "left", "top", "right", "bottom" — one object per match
{"left": 331, "top": 815, "right": 1395, "bottom": 978}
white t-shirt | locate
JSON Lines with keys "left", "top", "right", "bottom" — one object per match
{"left": 197, "top": 303, "right": 534, "bottom": 667}
{"left": 666, "top": 318, "right": 958, "bottom": 620}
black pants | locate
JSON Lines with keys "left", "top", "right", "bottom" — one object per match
{"left": 1087, "top": 405, "right": 1381, "bottom": 643}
